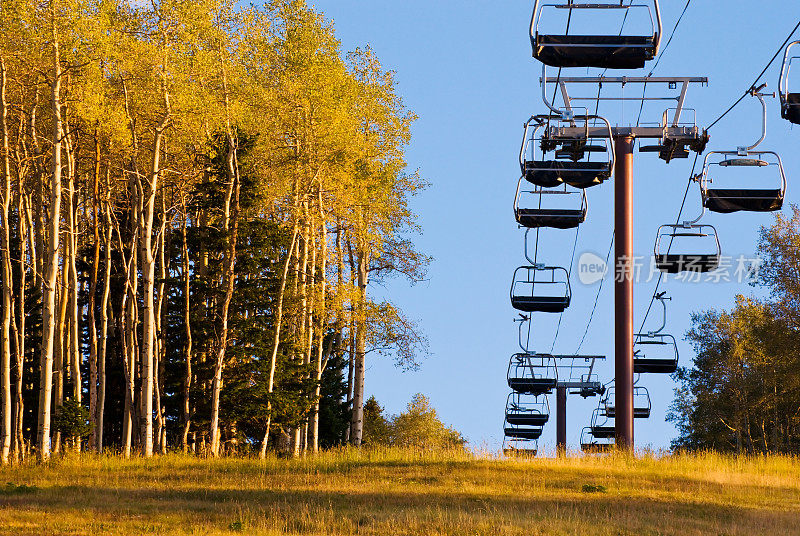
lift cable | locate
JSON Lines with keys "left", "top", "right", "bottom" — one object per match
{"left": 634, "top": 0, "right": 693, "bottom": 133}
{"left": 536, "top": 7, "right": 576, "bottom": 353}
{"left": 633, "top": 16, "right": 800, "bottom": 338}
{"left": 573, "top": 3, "right": 692, "bottom": 355}
{"left": 635, "top": 153, "right": 699, "bottom": 340}
{"left": 707, "top": 18, "right": 800, "bottom": 131}
{"left": 574, "top": 231, "right": 615, "bottom": 354}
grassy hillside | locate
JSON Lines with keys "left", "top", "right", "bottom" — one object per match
{"left": 0, "top": 449, "right": 798, "bottom": 535}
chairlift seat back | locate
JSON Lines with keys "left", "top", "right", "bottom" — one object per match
{"left": 606, "top": 407, "right": 651, "bottom": 419}
{"left": 704, "top": 188, "right": 784, "bottom": 213}
{"left": 511, "top": 295, "right": 571, "bottom": 313}
{"left": 581, "top": 442, "right": 614, "bottom": 453}
{"left": 516, "top": 208, "right": 586, "bottom": 229}
{"left": 503, "top": 448, "right": 538, "bottom": 457}
{"left": 654, "top": 254, "right": 719, "bottom": 274}
{"left": 633, "top": 357, "right": 677, "bottom": 374}
{"left": 525, "top": 160, "right": 610, "bottom": 189}
{"left": 533, "top": 35, "right": 656, "bottom": 69}
{"left": 504, "top": 427, "right": 543, "bottom": 440}
{"left": 508, "top": 377, "right": 557, "bottom": 395}
{"left": 506, "top": 413, "right": 550, "bottom": 427}
{"left": 590, "top": 425, "right": 616, "bottom": 439}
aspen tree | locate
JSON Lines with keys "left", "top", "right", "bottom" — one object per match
{"left": 37, "top": 0, "right": 65, "bottom": 460}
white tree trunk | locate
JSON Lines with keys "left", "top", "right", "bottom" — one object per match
{"left": 37, "top": 12, "right": 63, "bottom": 460}
{"left": 0, "top": 56, "right": 13, "bottom": 464}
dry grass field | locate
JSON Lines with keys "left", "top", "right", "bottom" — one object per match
{"left": 0, "top": 449, "right": 798, "bottom": 535}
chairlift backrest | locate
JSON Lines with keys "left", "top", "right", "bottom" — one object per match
{"left": 604, "top": 387, "right": 651, "bottom": 418}
{"left": 654, "top": 223, "right": 721, "bottom": 274}
{"left": 779, "top": 40, "right": 800, "bottom": 124}
{"left": 530, "top": 1, "right": 662, "bottom": 69}
{"left": 633, "top": 332, "right": 679, "bottom": 374}
{"left": 514, "top": 179, "right": 588, "bottom": 230}
{"left": 511, "top": 265, "right": 572, "bottom": 313}
{"left": 520, "top": 114, "right": 615, "bottom": 189}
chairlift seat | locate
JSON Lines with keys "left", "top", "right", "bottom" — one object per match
{"left": 525, "top": 161, "right": 610, "bottom": 189}
{"left": 504, "top": 427, "right": 543, "bottom": 440}
{"left": 581, "top": 442, "right": 615, "bottom": 453}
{"left": 511, "top": 295, "right": 571, "bottom": 313}
{"left": 606, "top": 407, "right": 651, "bottom": 419}
{"left": 506, "top": 413, "right": 549, "bottom": 427}
{"left": 782, "top": 93, "right": 800, "bottom": 125}
{"left": 704, "top": 188, "right": 784, "bottom": 214}
{"left": 503, "top": 448, "right": 538, "bottom": 457}
{"left": 533, "top": 35, "right": 656, "bottom": 69}
{"left": 633, "top": 357, "right": 678, "bottom": 374}
{"left": 590, "top": 425, "right": 616, "bottom": 439}
{"left": 654, "top": 254, "right": 719, "bottom": 274}
{"left": 516, "top": 208, "right": 586, "bottom": 230}
{"left": 508, "top": 378, "right": 557, "bottom": 395}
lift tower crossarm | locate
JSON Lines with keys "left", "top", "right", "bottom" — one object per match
{"left": 540, "top": 70, "right": 708, "bottom": 131}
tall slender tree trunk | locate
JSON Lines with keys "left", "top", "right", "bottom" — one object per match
{"left": 311, "top": 203, "right": 327, "bottom": 454}
{"left": 52, "top": 253, "right": 68, "bottom": 454}
{"left": 292, "top": 205, "right": 309, "bottom": 457}
{"left": 118, "top": 221, "right": 138, "bottom": 458}
{"left": 259, "top": 224, "right": 299, "bottom": 459}
{"left": 181, "top": 205, "right": 192, "bottom": 453}
{"left": 344, "top": 239, "right": 356, "bottom": 444}
{"left": 88, "top": 133, "right": 101, "bottom": 451}
{"left": 97, "top": 177, "right": 112, "bottom": 452}
{"left": 138, "top": 119, "right": 168, "bottom": 458}
{"left": 209, "top": 132, "right": 240, "bottom": 457}
{"left": 37, "top": 10, "right": 63, "bottom": 460}
{"left": 13, "top": 191, "right": 27, "bottom": 460}
{"left": 65, "top": 132, "right": 80, "bottom": 410}
{"left": 0, "top": 56, "right": 13, "bottom": 464}
{"left": 349, "top": 242, "right": 369, "bottom": 446}
{"left": 154, "top": 197, "right": 167, "bottom": 454}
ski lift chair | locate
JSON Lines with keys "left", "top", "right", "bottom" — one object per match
{"left": 699, "top": 151, "right": 786, "bottom": 214}
{"left": 503, "top": 437, "right": 539, "bottom": 457}
{"left": 779, "top": 40, "right": 800, "bottom": 125}
{"left": 633, "top": 333, "right": 679, "bottom": 374}
{"left": 580, "top": 427, "right": 615, "bottom": 453}
{"left": 505, "top": 393, "right": 550, "bottom": 427}
{"left": 504, "top": 425, "right": 544, "bottom": 441}
{"left": 603, "top": 386, "right": 651, "bottom": 418}
{"left": 588, "top": 407, "right": 615, "bottom": 438}
{"left": 511, "top": 265, "right": 571, "bottom": 313}
{"left": 530, "top": 1, "right": 662, "bottom": 69}
{"left": 507, "top": 353, "right": 559, "bottom": 396}
{"left": 514, "top": 180, "right": 588, "bottom": 229}
{"left": 654, "top": 222, "right": 720, "bottom": 273}
{"left": 700, "top": 87, "right": 786, "bottom": 213}
{"left": 520, "top": 115, "right": 615, "bottom": 190}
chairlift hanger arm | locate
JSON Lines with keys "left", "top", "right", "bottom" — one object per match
{"left": 779, "top": 40, "right": 800, "bottom": 99}
{"left": 744, "top": 88, "right": 773, "bottom": 152}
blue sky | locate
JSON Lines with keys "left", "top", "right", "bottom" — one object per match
{"left": 307, "top": 0, "right": 800, "bottom": 452}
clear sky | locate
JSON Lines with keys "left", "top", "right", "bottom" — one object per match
{"left": 307, "top": 0, "right": 800, "bottom": 453}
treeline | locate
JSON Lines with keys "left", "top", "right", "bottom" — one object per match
{"left": 670, "top": 206, "right": 800, "bottom": 454}
{"left": 0, "top": 0, "right": 429, "bottom": 463}
{"left": 362, "top": 394, "right": 465, "bottom": 450}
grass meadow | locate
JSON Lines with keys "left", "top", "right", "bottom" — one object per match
{"left": 0, "top": 448, "right": 798, "bottom": 535}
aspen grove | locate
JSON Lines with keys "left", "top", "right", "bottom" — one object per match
{"left": 0, "top": 0, "right": 429, "bottom": 462}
